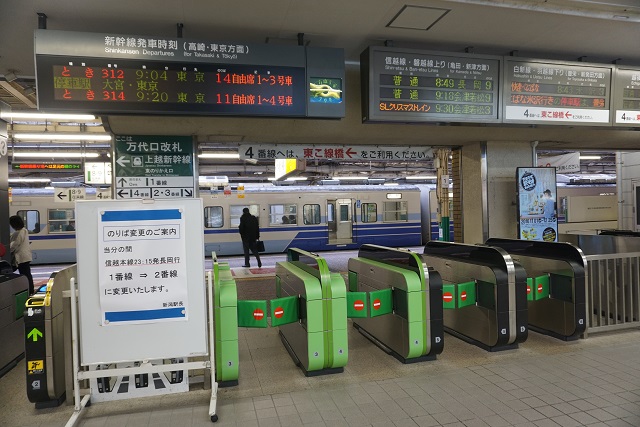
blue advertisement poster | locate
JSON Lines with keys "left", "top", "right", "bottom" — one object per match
{"left": 517, "top": 167, "right": 558, "bottom": 242}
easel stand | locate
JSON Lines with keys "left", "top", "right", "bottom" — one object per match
{"left": 65, "top": 274, "right": 219, "bottom": 426}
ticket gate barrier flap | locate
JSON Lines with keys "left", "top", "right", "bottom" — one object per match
{"left": 442, "top": 282, "right": 477, "bottom": 309}
{"left": 527, "top": 275, "right": 550, "bottom": 301}
{"left": 270, "top": 295, "right": 299, "bottom": 327}
{"left": 347, "top": 292, "right": 368, "bottom": 318}
{"left": 369, "top": 288, "right": 393, "bottom": 317}
{"left": 237, "top": 300, "right": 268, "bottom": 328}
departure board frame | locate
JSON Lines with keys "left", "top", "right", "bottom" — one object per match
{"left": 361, "top": 46, "right": 501, "bottom": 123}
{"left": 503, "top": 57, "right": 613, "bottom": 126}
{"left": 34, "top": 30, "right": 345, "bottom": 118}
{"left": 612, "top": 67, "right": 640, "bottom": 127}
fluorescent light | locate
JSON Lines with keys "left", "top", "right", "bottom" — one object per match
{"left": 332, "top": 176, "right": 369, "bottom": 180}
{"left": 286, "top": 177, "right": 307, "bottom": 181}
{"left": 579, "top": 155, "right": 601, "bottom": 160}
{"left": 406, "top": 175, "right": 437, "bottom": 180}
{"left": 384, "top": 183, "right": 399, "bottom": 186}
{"left": 14, "top": 152, "right": 100, "bottom": 158}
{"left": 13, "top": 132, "right": 112, "bottom": 141}
{"left": 3, "top": 113, "right": 96, "bottom": 120}
{"left": 8, "top": 178, "right": 51, "bottom": 183}
{"left": 198, "top": 153, "right": 240, "bottom": 159}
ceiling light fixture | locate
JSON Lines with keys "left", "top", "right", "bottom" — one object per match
{"left": 3, "top": 112, "right": 96, "bottom": 121}
{"left": 406, "top": 175, "right": 438, "bottom": 179}
{"left": 332, "top": 176, "right": 369, "bottom": 180}
{"left": 13, "top": 152, "right": 101, "bottom": 158}
{"left": 579, "top": 155, "right": 601, "bottom": 160}
{"left": 13, "top": 132, "right": 112, "bottom": 141}
{"left": 8, "top": 178, "right": 51, "bottom": 183}
{"left": 198, "top": 153, "right": 240, "bottom": 159}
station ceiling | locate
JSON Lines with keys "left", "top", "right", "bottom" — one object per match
{"left": 1, "top": 0, "right": 638, "bottom": 182}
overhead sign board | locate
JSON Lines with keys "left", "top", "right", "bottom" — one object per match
{"left": 114, "top": 135, "right": 195, "bottom": 199}
{"left": 613, "top": 68, "right": 640, "bottom": 127}
{"left": 53, "top": 187, "right": 87, "bottom": 203}
{"left": 13, "top": 163, "right": 81, "bottom": 171}
{"left": 85, "top": 162, "right": 112, "bottom": 185}
{"left": 239, "top": 144, "right": 432, "bottom": 161}
{"left": 34, "top": 30, "right": 345, "bottom": 118}
{"left": 361, "top": 46, "right": 501, "bottom": 123}
{"left": 504, "top": 58, "right": 613, "bottom": 125}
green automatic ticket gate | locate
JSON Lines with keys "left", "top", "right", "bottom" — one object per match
{"left": 486, "top": 238, "right": 587, "bottom": 340}
{"left": 347, "top": 244, "right": 444, "bottom": 363}
{"left": 423, "top": 242, "right": 528, "bottom": 352}
{"left": 275, "top": 248, "right": 347, "bottom": 376}
{"left": 212, "top": 249, "right": 348, "bottom": 381}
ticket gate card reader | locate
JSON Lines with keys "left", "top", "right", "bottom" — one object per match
{"left": 423, "top": 242, "right": 528, "bottom": 352}
{"left": 24, "top": 275, "right": 66, "bottom": 408}
{"left": 486, "top": 238, "right": 587, "bottom": 340}
{"left": 348, "top": 244, "right": 444, "bottom": 363}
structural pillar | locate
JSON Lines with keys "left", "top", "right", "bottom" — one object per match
{"left": 0, "top": 102, "right": 10, "bottom": 262}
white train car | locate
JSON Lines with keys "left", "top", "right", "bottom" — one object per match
{"left": 9, "top": 185, "right": 423, "bottom": 264}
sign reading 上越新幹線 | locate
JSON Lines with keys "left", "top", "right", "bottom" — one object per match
{"left": 98, "top": 208, "right": 188, "bottom": 325}
{"left": 114, "top": 135, "right": 195, "bottom": 199}
{"left": 504, "top": 58, "right": 612, "bottom": 125}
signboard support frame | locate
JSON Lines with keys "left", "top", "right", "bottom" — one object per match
{"left": 65, "top": 273, "right": 219, "bottom": 426}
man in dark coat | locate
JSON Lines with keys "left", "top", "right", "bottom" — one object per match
{"left": 238, "top": 208, "right": 262, "bottom": 268}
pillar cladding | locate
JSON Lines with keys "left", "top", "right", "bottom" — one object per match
{"left": 459, "top": 141, "right": 532, "bottom": 243}
{"left": 618, "top": 151, "right": 640, "bottom": 230}
{"left": 0, "top": 101, "right": 9, "bottom": 263}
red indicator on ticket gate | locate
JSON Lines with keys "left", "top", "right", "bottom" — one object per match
{"left": 373, "top": 299, "right": 381, "bottom": 310}
{"left": 527, "top": 285, "right": 531, "bottom": 295}
{"left": 253, "top": 309, "right": 264, "bottom": 321}
{"left": 443, "top": 292, "right": 453, "bottom": 303}
{"left": 274, "top": 307, "right": 284, "bottom": 319}
{"left": 537, "top": 284, "right": 543, "bottom": 294}
{"left": 354, "top": 300, "right": 365, "bottom": 311}
{"left": 460, "top": 291, "right": 467, "bottom": 301}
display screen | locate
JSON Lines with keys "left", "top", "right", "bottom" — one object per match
{"left": 362, "top": 47, "right": 500, "bottom": 123}
{"left": 517, "top": 167, "right": 558, "bottom": 242}
{"left": 504, "top": 59, "right": 612, "bottom": 125}
{"left": 613, "top": 68, "right": 640, "bottom": 126}
{"left": 37, "top": 56, "right": 307, "bottom": 116}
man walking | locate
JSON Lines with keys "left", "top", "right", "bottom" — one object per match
{"left": 238, "top": 208, "right": 262, "bottom": 268}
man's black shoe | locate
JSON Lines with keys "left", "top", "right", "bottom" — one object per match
{"left": 258, "top": 262, "right": 262, "bottom": 268}
{"left": 242, "top": 264, "right": 250, "bottom": 268}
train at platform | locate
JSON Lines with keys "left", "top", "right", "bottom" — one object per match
{"left": 9, "top": 183, "right": 616, "bottom": 265}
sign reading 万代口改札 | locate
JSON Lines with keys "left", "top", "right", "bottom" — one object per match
{"left": 504, "top": 58, "right": 612, "bottom": 125}
{"left": 517, "top": 167, "right": 558, "bottom": 242}
{"left": 114, "top": 135, "right": 195, "bottom": 199}
{"left": 98, "top": 208, "right": 188, "bottom": 325}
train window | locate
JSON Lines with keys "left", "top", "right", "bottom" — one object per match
{"left": 303, "top": 204, "right": 321, "bottom": 225}
{"left": 231, "top": 204, "right": 259, "bottom": 228}
{"left": 16, "top": 210, "right": 40, "bottom": 234}
{"left": 204, "top": 206, "right": 223, "bottom": 228}
{"left": 339, "top": 204, "right": 349, "bottom": 221}
{"left": 383, "top": 201, "right": 408, "bottom": 222}
{"left": 269, "top": 204, "right": 297, "bottom": 225}
{"left": 47, "top": 208, "right": 76, "bottom": 233}
{"left": 361, "top": 203, "right": 377, "bottom": 223}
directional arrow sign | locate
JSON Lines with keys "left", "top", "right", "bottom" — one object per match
{"left": 27, "top": 328, "right": 43, "bottom": 342}
{"left": 116, "top": 155, "right": 130, "bottom": 168}
{"left": 56, "top": 191, "right": 65, "bottom": 200}
{"left": 117, "top": 189, "right": 129, "bottom": 198}
{"left": 345, "top": 147, "right": 357, "bottom": 158}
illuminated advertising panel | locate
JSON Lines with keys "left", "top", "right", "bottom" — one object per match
{"left": 517, "top": 167, "right": 558, "bottom": 242}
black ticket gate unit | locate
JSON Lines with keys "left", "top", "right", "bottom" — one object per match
{"left": 423, "top": 241, "right": 528, "bottom": 352}
{"left": 486, "top": 238, "right": 587, "bottom": 341}
{"left": 347, "top": 245, "right": 443, "bottom": 363}
{"left": 0, "top": 272, "right": 29, "bottom": 377}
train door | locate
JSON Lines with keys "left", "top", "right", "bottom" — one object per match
{"left": 327, "top": 199, "right": 353, "bottom": 244}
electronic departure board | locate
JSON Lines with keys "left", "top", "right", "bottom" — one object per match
{"left": 34, "top": 30, "right": 345, "bottom": 118}
{"left": 503, "top": 58, "right": 613, "bottom": 125}
{"left": 361, "top": 46, "right": 500, "bottom": 123}
{"left": 613, "top": 68, "right": 640, "bottom": 127}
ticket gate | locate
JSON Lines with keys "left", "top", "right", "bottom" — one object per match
{"left": 275, "top": 249, "right": 347, "bottom": 376}
{"left": 24, "top": 269, "right": 69, "bottom": 408}
{"left": 486, "top": 238, "right": 587, "bottom": 340}
{"left": 348, "top": 244, "right": 443, "bottom": 363}
{"left": 423, "top": 242, "right": 528, "bottom": 351}
{"left": 0, "top": 272, "right": 29, "bottom": 377}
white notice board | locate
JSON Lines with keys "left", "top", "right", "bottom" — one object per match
{"left": 76, "top": 198, "right": 207, "bottom": 365}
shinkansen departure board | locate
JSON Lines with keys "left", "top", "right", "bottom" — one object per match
{"left": 613, "top": 68, "right": 640, "bottom": 127}
{"left": 34, "top": 30, "right": 345, "bottom": 118}
{"left": 503, "top": 58, "right": 613, "bottom": 125}
{"left": 361, "top": 47, "right": 501, "bottom": 123}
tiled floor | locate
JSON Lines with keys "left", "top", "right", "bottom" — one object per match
{"left": 2, "top": 324, "right": 640, "bottom": 427}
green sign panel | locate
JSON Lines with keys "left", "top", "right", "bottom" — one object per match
{"left": 114, "top": 135, "right": 195, "bottom": 199}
